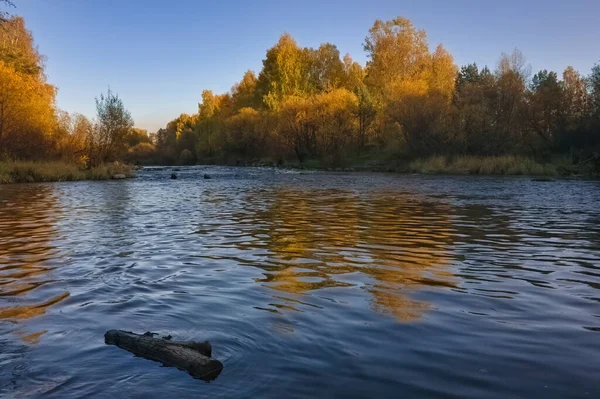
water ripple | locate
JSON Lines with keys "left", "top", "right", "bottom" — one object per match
{"left": 0, "top": 169, "right": 599, "bottom": 398}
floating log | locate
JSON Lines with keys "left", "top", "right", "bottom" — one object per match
{"left": 105, "top": 330, "right": 223, "bottom": 380}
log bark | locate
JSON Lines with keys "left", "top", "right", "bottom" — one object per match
{"left": 105, "top": 330, "right": 223, "bottom": 380}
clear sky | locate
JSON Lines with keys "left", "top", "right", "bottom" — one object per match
{"left": 7, "top": 0, "right": 600, "bottom": 132}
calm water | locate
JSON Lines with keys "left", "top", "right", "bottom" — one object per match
{"left": 1, "top": 167, "right": 599, "bottom": 398}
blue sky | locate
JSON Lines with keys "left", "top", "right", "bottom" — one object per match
{"left": 7, "top": 0, "right": 600, "bottom": 131}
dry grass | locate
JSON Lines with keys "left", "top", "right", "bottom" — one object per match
{"left": 409, "top": 155, "right": 559, "bottom": 176}
{"left": 0, "top": 161, "right": 135, "bottom": 184}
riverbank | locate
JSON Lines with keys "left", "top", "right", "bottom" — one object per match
{"left": 234, "top": 155, "right": 594, "bottom": 177}
{"left": 406, "top": 155, "right": 582, "bottom": 176}
{"left": 0, "top": 161, "right": 136, "bottom": 184}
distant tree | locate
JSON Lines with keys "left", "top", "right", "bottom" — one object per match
{"left": 494, "top": 49, "right": 529, "bottom": 150}
{"left": 307, "top": 43, "right": 345, "bottom": 92}
{"left": 231, "top": 70, "right": 259, "bottom": 111}
{"left": 528, "top": 70, "right": 562, "bottom": 146}
{"left": 197, "top": 90, "right": 221, "bottom": 155}
{"left": 562, "top": 66, "right": 589, "bottom": 126}
{"left": 353, "top": 84, "right": 377, "bottom": 152}
{"left": 125, "top": 128, "right": 152, "bottom": 148}
{"left": 256, "top": 34, "right": 312, "bottom": 109}
{"left": 363, "top": 17, "right": 456, "bottom": 155}
{"left": 88, "top": 88, "right": 134, "bottom": 165}
{"left": 452, "top": 64, "right": 498, "bottom": 154}
{"left": 224, "top": 107, "right": 266, "bottom": 158}
{"left": 53, "top": 111, "right": 92, "bottom": 163}
{"left": 587, "top": 63, "right": 600, "bottom": 151}
{"left": 275, "top": 95, "right": 314, "bottom": 162}
{"left": 311, "top": 88, "right": 358, "bottom": 164}
{"left": 363, "top": 17, "right": 430, "bottom": 98}
{"left": 590, "top": 63, "right": 600, "bottom": 122}
{"left": 342, "top": 53, "right": 364, "bottom": 91}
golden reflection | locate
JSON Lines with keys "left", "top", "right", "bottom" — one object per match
{"left": 19, "top": 330, "right": 48, "bottom": 345}
{"left": 0, "top": 292, "right": 70, "bottom": 320}
{"left": 0, "top": 186, "right": 69, "bottom": 340}
{"left": 240, "top": 188, "right": 456, "bottom": 322}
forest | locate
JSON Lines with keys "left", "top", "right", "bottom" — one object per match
{"left": 1, "top": 8, "right": 599, "bottom": 177}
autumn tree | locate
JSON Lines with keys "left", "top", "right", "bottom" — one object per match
{"left": 276, "top": 95, "right": 314, "bottom": 161}
{"left": 256, "top": 34, "right": 312, "bottom": 109}
{"left": 561, "top": 66, "right": 589, "bottom": 128}
{"left": 307, "top": 43, "right": 345, "bottom": 92}
{"left": 311, "top": 88, "right": 358, "bottom": 164}
{"left": 197, "top": 90, "right": 231, "bottom": 156}
{"left": 231, "top": 70, "right": 259, "bottom": 111}
{"left": 494, "top": 49, "right": 529, "bottom": 150}
{"left": 0, "top": 17, "right": 56, "bottom": 159}
{"left": 364, "top": 17, "right": 430, "bottom": 99}
{"left": 364, "top": 17, "right": 456, "bottom": 154}
{"left": 224, "top": 107, "right": 268, "bottom": 159}
{"left": 590, "top": 63, "right": 600, "bottom": 125}
{"left": 0, "top": 16, "right": 44, "bottom": 76}
{"left": 53, "top": 111, "right": 92, "bottom": 163}
{"left": 88, "top": 89, "right": 134, "bottom": 165}
{"left": 342, "top": 54, "right": 365, "bottom": 91}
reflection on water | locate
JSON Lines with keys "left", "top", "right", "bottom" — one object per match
{"left": 235, "top": 189, "right": 456, "bottom": 321}
{"left": 0, "top": 186, "right": 69, "bottom": 340}
{"left": 0, "top": 168, "right": 600, "bottom": 399}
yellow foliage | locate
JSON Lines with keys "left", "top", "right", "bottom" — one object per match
{"left": 0, "top": 60, "right": 56, "bottom": 158}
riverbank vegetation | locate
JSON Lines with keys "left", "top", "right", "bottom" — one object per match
{"left": 0, "top": 161, "right": 134, "bottom": 184}
{"left": 148, "top": 18, "right": 600, "bottom": 176}
{"left": 0, "top": 9, "right": 145, "bottom": 183}
{"left": 1, "top": 3, "right": 599, "bottom": 178}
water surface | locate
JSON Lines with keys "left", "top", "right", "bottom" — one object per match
{"left": 1, "top": 167, "right": 599, "bottom": 398}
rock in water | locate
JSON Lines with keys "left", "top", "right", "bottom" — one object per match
{"left": 203, "top": 174, "right": 212, "bottom": 179}
{"left": 171, "top": 173, "right": 178, "bottom": 180}
{"left": 104, "top": 330, "right": 223, "bottom": 380}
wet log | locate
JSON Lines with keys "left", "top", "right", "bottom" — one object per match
{"left": 105, "top": 330, "right": 223, "bottom": 380}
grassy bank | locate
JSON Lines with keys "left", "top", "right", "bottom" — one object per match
{"left": 0, "top": 161, "right": 135, "bottom": 184}
{"left": 406, "top": 155, "right": 589, "bottom": 176}
{"left": 275, "top": 154, "right": 586, "bottom": 176}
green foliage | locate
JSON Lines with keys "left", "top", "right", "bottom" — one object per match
{"left": 88, "top": 89, "right": 134, "bottom": 166}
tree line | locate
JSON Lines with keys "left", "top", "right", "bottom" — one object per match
{"left": 1, "top": 12, "right": 599, "bottom": 168}
{"left": 152, "top": 17, "right": 600, "bottom": 167}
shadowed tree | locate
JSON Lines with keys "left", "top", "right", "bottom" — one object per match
{"left": 528, "top": 70, "right": 562, "bottom": 147}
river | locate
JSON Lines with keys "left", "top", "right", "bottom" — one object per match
{"left": 1, "top": 167, "right": 599, "bottom": 398}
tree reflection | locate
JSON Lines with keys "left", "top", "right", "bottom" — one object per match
{"left": 0, "top": 185, "right": 69, "bottom": 342}
{"left": 238, "top": 188, "right": 456, "bottom": 322}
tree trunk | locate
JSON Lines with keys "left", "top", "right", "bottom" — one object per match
{"left": 104, "top": 330, "right": 223, "bottom": 381}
